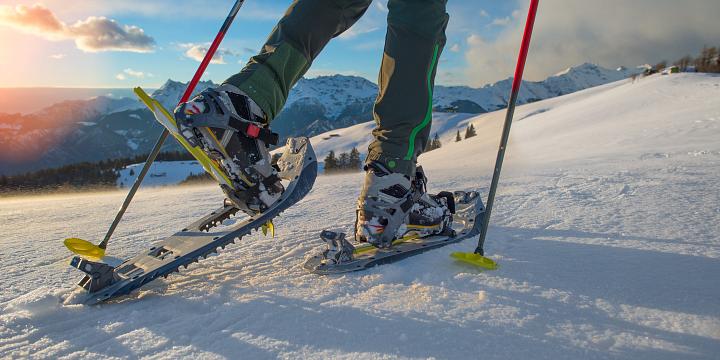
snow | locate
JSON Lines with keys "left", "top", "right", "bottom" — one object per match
{"left": 126, "top": 139, "right": 139, "bottom": 151}
{"left": 1, "top": 73, "right": 719, "bottom": 359}
{"left": 116, "top": 161, "right": 205, "bottom": 187}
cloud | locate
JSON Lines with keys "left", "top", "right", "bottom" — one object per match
{"left": 338, "top": 25, "right": 379, "bottom": 40}
{"left": 0, "top": 4, "right": 154, "bottom": 53}
{"left": 115, "top": 68, "right": 152, "bottom": 80}
{"left": 180, "top": 43, "right": 238, "bottom": 64}
{"left": 490, "top": 17, "right": 511, "bottom": 26}
{"left": 338, "top": 0, "right": 386, "bottom": 40}
{"left": 449, "top": 43, "right": 461, "bottom": 53}
{"left": 374, "top": 0, "right": 388, "bottom": 13}
{"left": 49, "top": 53, "right": 65, "bottom": 59}
{"left": 479, "top": 10, "right": 489, "bottom": 18}
{"left": 463, "top": 0, "right": 720, "bottom": 86}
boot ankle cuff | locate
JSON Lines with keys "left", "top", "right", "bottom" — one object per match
{"left": 366, "top": 151, "right": 415, "bottom": 176}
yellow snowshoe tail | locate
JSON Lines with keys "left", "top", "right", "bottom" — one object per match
{"left": 64, "top": 238, "right": 105, "bottom": 260}
{"left": 133, "top": 87, "right": 234, "bottom": 189}
{"left": 450, "top": 252, "right": 498, "bottom": 270}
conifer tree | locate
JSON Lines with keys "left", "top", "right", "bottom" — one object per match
{"left": 433, "top": 133, "right": 442, "bottom": 150}
{"left": 465, "top": 123, "right": 477, "bottom": 139}
{"left": 338, "top": 152, "right": 350, "bottom": 171}
{"left": 324, "top": 151, "right": 338, "bottom": 173}
{"left": 455, "top": 130, "right": 462, "bottom": 142}
{"left": 349, "top": 147, "right": 362, "bottom": 171}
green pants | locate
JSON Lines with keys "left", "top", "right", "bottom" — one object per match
{"left": 224, "top": 0, "right": 448, "bottom": 176}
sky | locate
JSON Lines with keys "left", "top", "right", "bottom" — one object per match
{"left": 0, "top": 0, "right": 718, "bottom": 88}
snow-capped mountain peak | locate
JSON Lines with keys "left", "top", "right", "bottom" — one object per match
{"left": 151, "top": 79, "right": 217, "bottom": 110}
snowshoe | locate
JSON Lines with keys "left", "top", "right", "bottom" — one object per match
{"left": 68, "top": 137, "right": 318, "bottom": 305}
{"left": 304, "top": 189, "right": 484, "bottom": 274}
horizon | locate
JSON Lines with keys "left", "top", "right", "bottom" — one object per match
{"left": 0, "top": 61, "right": 630, "bottom": 90}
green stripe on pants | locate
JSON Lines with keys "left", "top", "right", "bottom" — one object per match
{"left": 404, "top": 43, "right": 440, "bottom": 160}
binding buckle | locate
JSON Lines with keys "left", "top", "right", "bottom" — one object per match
{"left": 246, "top": 123, "right": 261, "bottom": 138}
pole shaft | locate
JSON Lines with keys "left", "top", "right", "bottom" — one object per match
{"left": 475, "top": 0, "right": 539, "bottom": 255}
{"left": 99, "top": 0, "right": 245, "bottom": 249}
{"left": 100, "top": 130, "right": 168, "bottom": 248}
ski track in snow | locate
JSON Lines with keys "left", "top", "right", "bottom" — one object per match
{"left": 1, "top": 74, "right": 719, "bottom": 359}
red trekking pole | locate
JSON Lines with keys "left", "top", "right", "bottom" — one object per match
{"left": 452, "top": 0, "right": 539, "bottom": 268}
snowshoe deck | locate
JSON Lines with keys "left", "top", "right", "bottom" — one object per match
{"left": 303, "top": 191, "right": 485, "bottom": 274}
{"left": 68, "top": 137, "right": 317, "bottom": 305}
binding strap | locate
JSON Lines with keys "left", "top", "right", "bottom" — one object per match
{"left": 227, "top": 117, "right": 279, "bottom": 145}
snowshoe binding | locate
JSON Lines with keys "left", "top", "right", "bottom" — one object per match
{"left": 320, "top": 230, "right": 355, "bottom": 265}
{"left": 355, "top": 162, "right": 454, "bottom": 248}
{"left": 174, "top": 84, "right": 283, "bottom": 215}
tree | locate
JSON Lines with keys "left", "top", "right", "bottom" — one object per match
{"left": 348, "top": 147, "right": 362, "bottom": 171}
{"left": 455, "top": 130, "right": 462, "bottom": 142}
{"left": 338, "top": 152, "right": 350, "bottom": 170}
{"left": 465, "top": 123, "right": 477, "bottom": 139}
{"left": 324, "top": 151, "right": 338, "bottom": 173}
{"left": 706, "top": 46, "right": 719, "bottom": 72}
{"left": 425, "top": 133, "right": 442, "bottom": 152}
{"left": 432, "top": 133, "right": 441, "bottom": 150}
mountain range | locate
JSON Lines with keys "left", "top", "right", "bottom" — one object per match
{"left": 0, "top": 63, "right": 638, "bottom": 176}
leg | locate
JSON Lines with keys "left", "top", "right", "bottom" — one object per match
{"left": 366, "top": 0, "right": 449, "bottom": 176}
{"left": 355, "top": 0, "right": 448, "bottom": 246}
{"left": 224, "top": 0, "right": 373, "bottom": 121}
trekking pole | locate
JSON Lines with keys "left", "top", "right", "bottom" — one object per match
{"left": 64, "top": 0, "right": 246, "bottom": 259}
{"left": 451, "top": 0, "right": 539, "bottom": 268}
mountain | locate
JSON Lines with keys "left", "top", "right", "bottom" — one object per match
{"left": 273, "top": 64, "right": 640, "bottom": 138}
{"left": 432, "top": 63, "right": 640, "bottom": 112}
{"left": 150, "top": 79, "right": 216, "bottom": 110}
{"left": 0, "top": 84, "right": 202, "bottom": 176}
{"left": 270, "top": 75, "right": 378, "bottom": 138}
{"left": 0, "top": 63, "right": 639, "bottom": 176}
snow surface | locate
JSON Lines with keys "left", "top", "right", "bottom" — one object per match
{"left": 116, "top": 161, "right": 205, "bottom": 188}
{"left": 1, "top": 73, "right": 719, "bottom": 359}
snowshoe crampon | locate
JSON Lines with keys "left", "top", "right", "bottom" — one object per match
{"left": 66, "top": 137, "right": 317, "bottom": 305}
{"left": 303, "top": 190, "right": 484, "bottom": 274}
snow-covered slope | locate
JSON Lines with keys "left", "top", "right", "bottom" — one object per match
{"left": 1, "top": 73, "right": 719, "bottom": 359}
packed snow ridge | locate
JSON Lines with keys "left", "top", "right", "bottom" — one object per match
{"left": 1, "top": 73, "right": 718, "bottom": 359}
